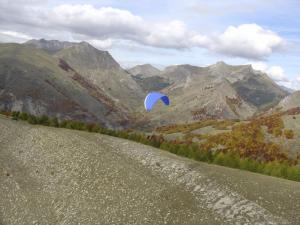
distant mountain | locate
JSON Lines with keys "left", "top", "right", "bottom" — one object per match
{"left": 144, "top": 62, "right": 288, "bottom": 125}
{"left": 279, "top": 85, "right": 294, "bottom": 94}
{"left": 54, "top": 41, "right": 144, "bottom": 111}
{"left": 55, "top": 41, "right": 121, "bottom": 70}
{"left": 25, "top": 39, "right": 76, "bottom": 54}
{"left": 128, "top": 64, "right": 161, "bottom": 78}
{"left": 276, "top": 90, "right": 300, "bottom": 111}
{"left": 0, "top": 43, "right": 133, "bottom": 127}
{"left": 162, "top": 62, "right": 288, "bottom": 109}
{"left": 132, "top": 75, "right": 170, "bottom": 92}
{"left": 129, "top": 64, "right": 170, "bottom": 92}
{"left": 0, "top": 39, "right": 289, "bottom": 128}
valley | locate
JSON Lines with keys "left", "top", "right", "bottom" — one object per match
{"left": 1, "top": 39, "right": 300, "bottom": 171}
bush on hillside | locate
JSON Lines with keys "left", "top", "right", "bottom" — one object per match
{"left": 1, "top": 110, "right": 300, "bottom": 182}
{"left": 284, "top": 129, "right": 294, "bottom": 139}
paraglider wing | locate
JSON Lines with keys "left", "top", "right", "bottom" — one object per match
{"left": 144, "top": 92, "right": 170, "bottom": 111}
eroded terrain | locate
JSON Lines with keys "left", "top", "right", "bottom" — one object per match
{"left": 0, "top": 117, "right": 299, "bottom": 225}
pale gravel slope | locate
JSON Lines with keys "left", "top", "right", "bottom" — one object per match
{"left": 0, "top": 116, "right": 299, "bottom": 225}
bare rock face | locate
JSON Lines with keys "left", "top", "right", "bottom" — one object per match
{"left": 276, "top": 91, "right": 300, "bottom": 111}
{"left": 0, "top": 117, "right": 299, "bottom": 225}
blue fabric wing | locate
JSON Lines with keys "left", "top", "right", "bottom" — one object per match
{"left": 144, "top": 92, "right": 170, "bottom": 111}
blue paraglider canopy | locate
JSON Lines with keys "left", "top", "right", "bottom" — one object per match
{"left": 144, "top": 92, "right": 170, "bottom": 111}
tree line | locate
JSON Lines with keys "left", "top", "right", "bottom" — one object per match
{"left": 1, "top": 110, "right": 300, "bottom": 182}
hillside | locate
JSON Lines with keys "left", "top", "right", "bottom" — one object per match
{"left": 0, "top": 116, "right": 299, "bottom": 225}
{"left": 54, "top": 41, "right": 144, "bottom": 111}
{"left": 129, "top": 64, "right": 169, "bottom": 92}
{"left": 132, "top": 75, "right": 170, "bottom": 92}
{"left": 276, "top": 91, "right": 300, "bottom": 111}
{"left": 0, "top": 39, "right": 291, "bottom": 129}
{"left": 0, "top": 43, "right": 130, "bottom": 127}
{"left": 128, "top": 64, "right": 161, "bottom": 77}
{"left": 154, "top": 107, "right": 300, "bottom": 167}
{"left": 23, "top": 39, "right": 144, "bottom": 113}
{"left": 143, "top": 62, "right": 288, "bottom": 126}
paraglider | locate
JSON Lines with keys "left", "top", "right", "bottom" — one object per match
{"left": 144, "top": 92, "right": 170, "bottom": 111}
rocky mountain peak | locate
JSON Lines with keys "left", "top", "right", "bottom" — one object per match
{"left": 25, "top": 39, "right": 76, "bottom": 54}
{"left": 129, "top": 64, "right": 161, "bottom": 77}
{"left": 54, "top": 41, "right": 120, "bottom": 71}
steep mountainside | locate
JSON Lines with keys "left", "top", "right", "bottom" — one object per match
{"left": 54, "top": 42, "right": 144, "bottom": 110}
{"left": 280, "top": 85, "right": 294, "bottom": 94}
{"left": 132, "top": 75, "right": 170, "bottom": 92}
{"left": 129, "top": 64, "right": 169, "bottom": 92}
{"left": 1, "top": 116, "right": 299, "bottom": 225}
{"left": 163, "top": 62, "right": 287, "bottom": 109}
{"left": 0, "top": 39, "right": 290, "bottom": 128}
{"left": 128, "top": 64, "right": 161, "bottom": 77}
{"left": 144, "top": 62, "right": 288, "bottom": 125}
{"left": 0, "top": 43, "right": 131, "bottom": 127}
{"left": 276, "top": 90, "right": 300, "bottom": 111}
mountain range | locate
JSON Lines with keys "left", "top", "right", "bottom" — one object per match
{"left": 0, "top": 39, "right": 297, "bottom": 128}
{"left": 142, "top": 62, "right": 289, "bottom": 125}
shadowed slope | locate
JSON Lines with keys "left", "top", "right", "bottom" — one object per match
{"left": 0, "top": 43, "right": 130, "bottom": 127}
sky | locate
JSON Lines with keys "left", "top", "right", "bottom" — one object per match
{"left": 1, "top": 0, "right": 300, "bottom": 89}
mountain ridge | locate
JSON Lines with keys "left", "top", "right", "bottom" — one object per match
{"left": 128, "top": 64, "right": 161, "bottom": 78}
{"left": 0, "top": 43, "right": 131, "bottom": 127}
{"left": 0, "top": 39, "right": 292, "bottom": 128}
{"left": 142, "top": 62, "right": 288, "bottom": 125}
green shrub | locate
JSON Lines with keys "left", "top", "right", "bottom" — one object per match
{"left": 19, "top": 112, "right": 28, "bottom": 121}
{"left": 11, "top": 111, "right": 20, "bottom": 120}
{"left": 49, "top": 117, "right": 59, "bottom": 127}
{"left": 37, "top": 115, "right": 50, "bottom": 126}
{"left": 8, "top": 111, "right": 300, "bottom": 182}
{"left": 284, "top": 129, "right": 294, "bottom": 139}
{"left": 27, "top": 115, "right": 37, "bottom": 124}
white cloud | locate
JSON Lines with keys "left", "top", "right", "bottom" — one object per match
{"left": 251, "top": 62, "right": 268, "bottom": 71}
{"left": 50, "top": 5, "right": 146, "bottom": 40}
{"left": 0, "top": 30, "right": 33, "bottom": 43}
{"left": 281, "top": 79, "right": 299, "bottom": 91}
{"left": 144, "top": 20, "right": 189, "bottom": 49}
{"left": 210, "top": 24, "right": 286, "bottom": 59}
{"left": 0, "top": 3, "right": 287, "bottom": 60}
{"left": 88, "top": 39, "right": 113, "bottom": 50}
{"left": 50, "top": 6, "right": 198, "bottom": 49}
{"left": 267, "top": 66, "right": 287, "bottom": 82}
{"left": 251, "top": 62, "right": 288, "bottom": 82}
{"left": 49, "top": 6, "right": 286, "bottom": 59}
{"left": 0, "top": 30, "right": 32, "bottom": 40}
{"left": 143, "top": 20, "right": 210, "bottom": 49}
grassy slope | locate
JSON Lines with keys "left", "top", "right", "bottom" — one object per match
{"left": 0, "top": 116, "right": 299, "bottom": 225}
